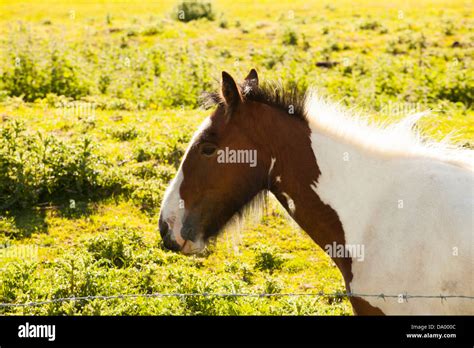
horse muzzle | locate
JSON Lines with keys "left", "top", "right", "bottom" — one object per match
{"left": 159, "top": 217, "right": 181, "bottom": 252}
{"left": 159, "top": 216, "right": 206, "bottom": 254}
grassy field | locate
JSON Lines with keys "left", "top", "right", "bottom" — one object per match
{"left": 0, "top": 0, "right": 472, "bottom": 315}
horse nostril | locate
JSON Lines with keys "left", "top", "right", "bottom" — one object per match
{"left": 159, "top": 217, "right": 181, "bottom": 252}
{"left": 159, "top": 217, "right": 169, "bottom": 238}
{"left": 162, "top": 233, "right": 181, "bottom": 252}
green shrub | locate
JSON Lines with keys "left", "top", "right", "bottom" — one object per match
{"left": 133, "top": 137, "right": 189, "bottom": 168}
{"left": 141, "top": 24, "right": 163, "bottom": 36}
{"left": 85, "top": 228, "right": 143, "bottom": 268}
{"left": 0, "top": 262, "right": 38, "bottom": 303}
{"left": 443, "top": 21, "right": 455, "bottom": 36}
{"left": 219, "top": 18, "right": 228, "bottom": 28}
{"left": 48, "top": 50, "right": 89, "bottom": 99}
{"left": 263, "top": 276, "right": 283, "bottom": 294}
{"left": 127, "top": 178, "right": 165, "bottom": 211}
{"left": 282, "top": 27, "right": 298, "bottom": 46}
{"left": 174, "top": 1, "right": 215, "bottom": 22}
{"left": 435, "top": 72, "right": 473, "bottom": 105}
{"left": 0, "top": 121, "right": 109, "bottom": 209}
{"left": 359, "top": 19, "right": 382, "bottom": 30}
{"left": 283, "top": 257, "right": 311, "bottom": 273}
{"left": 1, "top": 50, "right": 89, "bottom": 102}
{"left": 254, "top": 246, "right": 285, "bottom": 273}
{"left": 0, "top": 217, "right": 20, "bottom": 238}
{"left": 0, "top": 118, "right": 190, "bottom": 211}
{"left": 98, "top": 74, "right": 111, "bottom": 94}
{"left": 108, "top": 126, "right": 140, "bottom": 141}
{"left": 1, "top": 53, "right": 46, "bottom": 101}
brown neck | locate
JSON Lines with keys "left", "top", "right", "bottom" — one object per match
{"left": 244, "top": 102, "right": 353, "bottom": 286}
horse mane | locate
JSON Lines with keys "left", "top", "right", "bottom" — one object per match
{"left": 201, "top": 81, "right": 308, "bottom": 122}
{"left": 305, "top": 91, "right": 474, "bottom": 171}
{"left": 201, "top": 81, "right": 473, "bottom": 171}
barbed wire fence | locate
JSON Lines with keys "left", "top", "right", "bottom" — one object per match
{"left": 1, "top": 291, "right": 474, "bottom": 309}
{"left": 1, "top": 240, "right": 473, "bottom": 309}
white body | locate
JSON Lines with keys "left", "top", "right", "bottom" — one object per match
{"left": 307, "top": 96, "right": 474, "bottom": 314}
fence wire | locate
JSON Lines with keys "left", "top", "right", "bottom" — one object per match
{"left": 1, "top": 291, "right": 474, "bottom": 308}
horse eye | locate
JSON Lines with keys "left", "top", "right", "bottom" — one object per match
{"left": 200, "top": 143, "right": 217, "bottom": 156}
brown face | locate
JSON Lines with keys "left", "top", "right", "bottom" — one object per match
{"left": 159, "top": 70, "right": 267, "bottom": 254}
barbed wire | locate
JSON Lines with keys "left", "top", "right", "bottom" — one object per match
{"left": 1, "top": 291, "right": 473, "bottom": 308}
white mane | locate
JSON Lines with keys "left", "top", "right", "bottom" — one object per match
{"left": 305, "top": 91, "right": 474, "bottom": 171}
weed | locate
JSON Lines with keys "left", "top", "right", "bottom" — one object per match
{"left": 174, "top": 1, "right": 215, "bottom": 22}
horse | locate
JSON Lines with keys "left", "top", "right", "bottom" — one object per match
{"left": 159, "top": 69, "right": 474, "bottom": 315}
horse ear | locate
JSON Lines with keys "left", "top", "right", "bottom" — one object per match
{"left": 244, "top": 68, "right": 259, "bottom": 89}
{"left": 221, "top": 71, "right": 241, "bottom": 112}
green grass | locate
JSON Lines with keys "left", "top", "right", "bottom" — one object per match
{"left": 0, "top": 0, "right": 472, "bottom": 315}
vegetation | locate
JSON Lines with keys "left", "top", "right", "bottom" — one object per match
{"left": 174, "top": 1, "right": 215, "bottom": 22}
{"left": 0, "top": 0, "right": 472, "bottom": 315}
